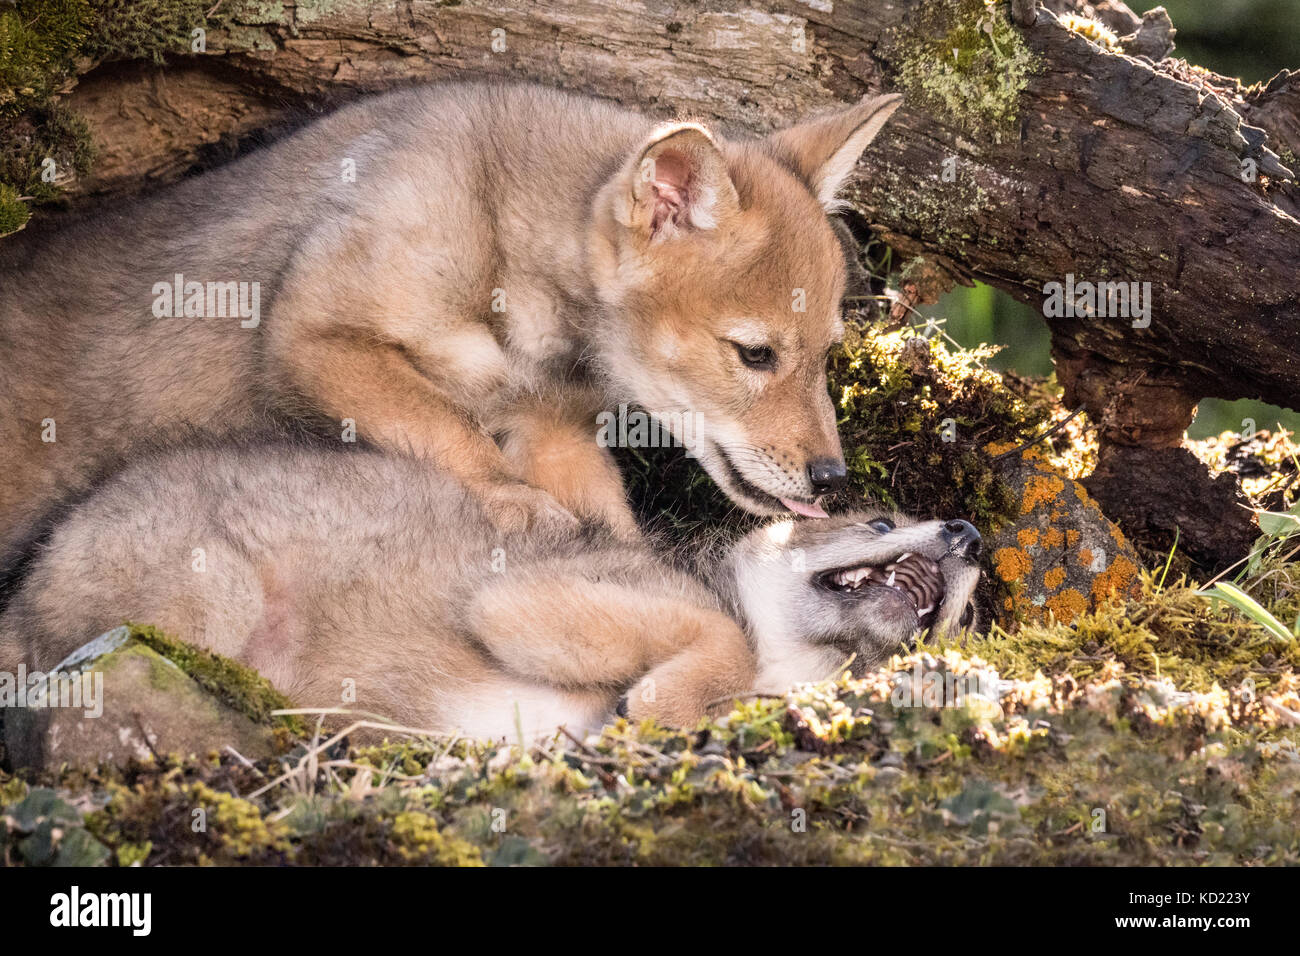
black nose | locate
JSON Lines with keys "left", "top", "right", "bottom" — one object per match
{"left": 942, "top": 519, "right": 982, "bottom": 559}
{"left": 807, "top": 458, "right": 848, "bottom": 496}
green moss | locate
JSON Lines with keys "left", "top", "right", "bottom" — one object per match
{"left": 893, "top": 0, "right": 1040, "bottom": 140}
{"left": 0, "top": 182, "right": 30, "bottom": 235}
{"left": 0, "top": 0, "right": 90, "bottom": 120}
{"left": 389, "top": 810, "right": 484, "bottom": 866}
{"left": 0, "top": 102, "right": 96, "bottom": 204}
{"left": 127, "top": 623, "right": 306, "bottom": 739}
{"left": 947, "top": 549, "right": 1300, "bottom": 696}
{"left": 830, "top": 322, "right": 1043, "bottom": 530}
{"left": 83, "top": 0, "right": 210, "bottom": 63}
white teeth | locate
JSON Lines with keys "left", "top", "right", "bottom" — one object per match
{"left": 833, "top": 567, "right": 870, "bottom": 587}
{"left": 886, "top": 570, "right": 896, "bottom": 588}
{"left": 918, "top": 605, "right": 935, "bottom": 617}
{"left": 898, "top": 552, "right": 913, "bottom": 562}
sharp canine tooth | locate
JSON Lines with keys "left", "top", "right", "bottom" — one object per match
{"left": 918, "top": 605, "right": 935, "bottom": 616}
{"left": 886, "top": 570, "right": 896, "bottom": 587}
{"left": 899, "top": 552, "right": 913, "bottom": 562}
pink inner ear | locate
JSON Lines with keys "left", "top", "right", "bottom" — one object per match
{"left": 649, "top": 148, "right": 693, "bottom": 235}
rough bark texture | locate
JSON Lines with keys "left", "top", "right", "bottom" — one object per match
{"left": 12, "top": 0, "right": 1300, "bottom": 563}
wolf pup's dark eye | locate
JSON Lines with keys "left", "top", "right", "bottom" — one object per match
{"left": 733, "top": 342, "right": 776, "bottom": 370}
{"left": 869, "top": 519, "right": 895, "bottom": 533}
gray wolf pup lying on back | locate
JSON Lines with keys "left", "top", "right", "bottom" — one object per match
{"left": 0, "top": 82, "right": 902, "bottom": 568}
{"left": 0, "top": 445, "right": 981, "bottom": 740}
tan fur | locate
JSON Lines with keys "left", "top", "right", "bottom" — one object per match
{"left": 497, "top": 386, "right": 640, "bottom": 538}
{"left": 468, "top": 576, "right": 753, "bottom": 726}
{"left": 0, "top": 443, "right": 979, "bottom": 744}
{"left": 0, "top": 83, "right": 901, "bottom": 565}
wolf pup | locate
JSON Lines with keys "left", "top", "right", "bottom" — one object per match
{"left": 0, "top": 83, "right": 902, "bottom": 564}
{"left": 0, "top": 443, "right": 980, "bottom": 740}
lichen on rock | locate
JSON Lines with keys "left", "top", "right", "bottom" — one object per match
{"left": 891, "top": 0, "right": 1040, "bottom": 141}
{"left": 988, "top": 446, "right": 1143, "bottom": 626}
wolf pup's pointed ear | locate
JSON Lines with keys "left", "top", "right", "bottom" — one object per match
{"left": 622, "top": 123, "right": 740, "bottom": 241}
{"left": 768, "top": 93, "right": 903, "bottom": 210}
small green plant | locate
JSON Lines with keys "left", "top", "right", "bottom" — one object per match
{"left": 0, "top": 181, "right": 29, "bottom": 235}
{"left": 2, "top": 787, "right": 111, "bottom": 866}
{"left": 1199, "top": 581, "right": 1296, "bottom": 643}
{"left": 1197, "top": 501, "right": 1300, "bottom": 641}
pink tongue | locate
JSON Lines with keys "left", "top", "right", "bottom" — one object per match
{"left": 780, "top": 497, "right": 829, "bottom": 518}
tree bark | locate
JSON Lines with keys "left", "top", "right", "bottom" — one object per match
{"left": 17, "top": 0, "right": 1300, "bottom": 562}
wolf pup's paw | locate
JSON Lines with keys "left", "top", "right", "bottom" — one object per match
{"left": 475, "top": 481, "right": 579, "bottom": 534}
{"left": 578, "top": 497, "right": 640, "bottom": 541}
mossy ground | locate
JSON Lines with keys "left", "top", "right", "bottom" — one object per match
{"left": 4, "top": 634, "right": 1297, "bottom": 865}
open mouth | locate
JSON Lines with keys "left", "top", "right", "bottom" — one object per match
{"left": 817, "top": 551, "right": 947, "bottom": 629}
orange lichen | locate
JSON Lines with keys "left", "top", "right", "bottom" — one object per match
{"left": 1042, "top": 527, "right": 1064, "bottom": 549}
{"left": 1045, "top": 588, "right": 1088, "bottom": 623}
{"left": 1017, "top": 527, "right": 1040, "bottom": 548}
{"left": 994, "top": 547, "right": 1032, "bottom": 582}
{"left": 1078, "top": 548, "right": 1094, "bottom": 568}
{"left": 1020, "top": 473, "right": 1066, "bottom": 514}
{"left": 1066, "top": 529, "right": 1080, "bottom": 547}
{"left": 1091, "top": 555, "right": 1141, "bottom": 603}
{"left": 1043, "top": 566, "right": 1066, "bottom": 591}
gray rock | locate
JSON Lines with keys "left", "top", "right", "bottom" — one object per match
{"left": 4, "top": 626, "right": 279, "bottom": 770}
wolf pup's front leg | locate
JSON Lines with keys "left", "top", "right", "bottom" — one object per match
{"left": 268, "top": 255, "right": 577, "bottom": 533}
{"left": 279, "top": 326, "right": 573, "bottom": 532}
{"left": 497, "top": 386, "right": 640, "bottom": 538}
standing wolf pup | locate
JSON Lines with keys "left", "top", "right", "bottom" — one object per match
{"left": 0, "top": 83, "right": 901, "bottom": 564}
